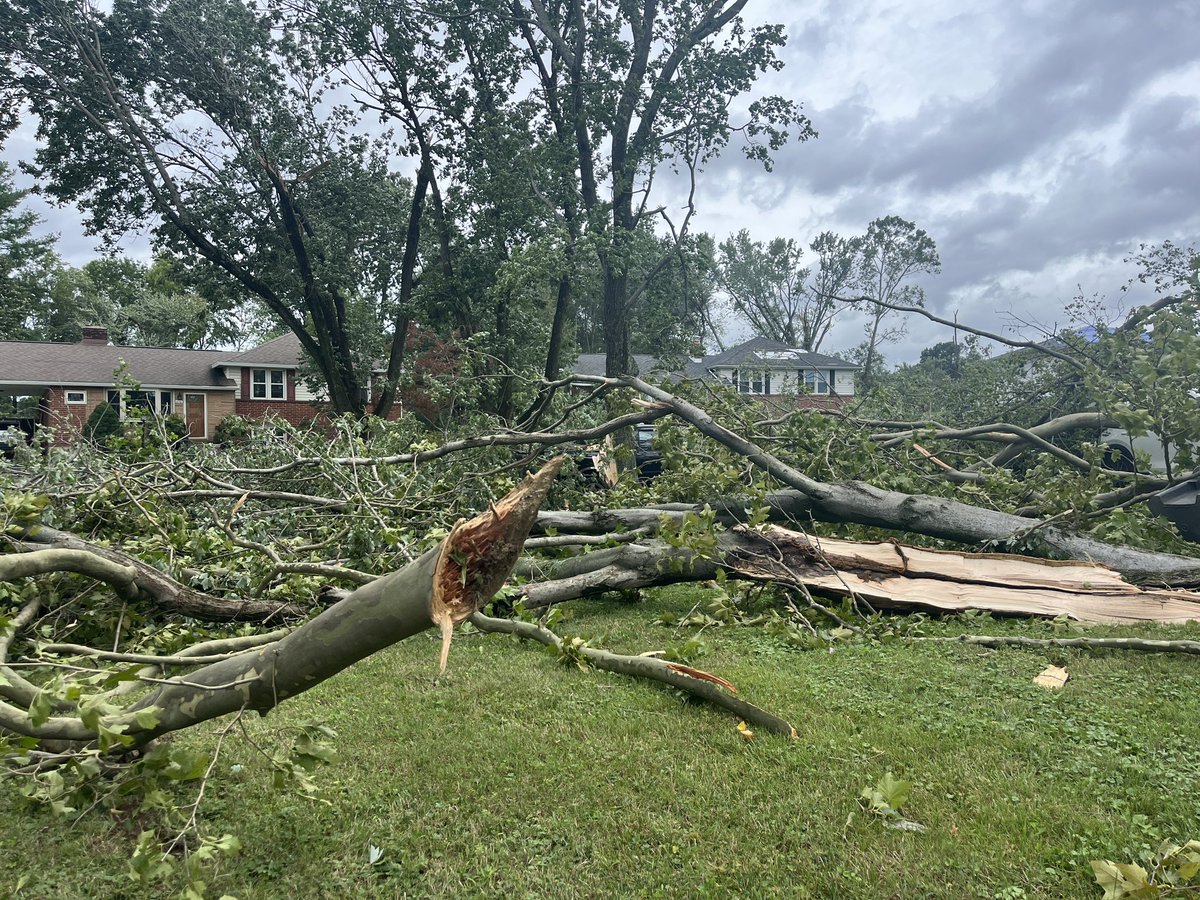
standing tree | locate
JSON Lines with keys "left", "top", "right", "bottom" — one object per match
{"left": 0, "top": 0, "right": 426, "bottom": 416}
{"left": 851, "top": 215, "right": 941, "bottom": 392}
{"left": 717, "top": 230, "right": 808, "bottom": 346}
{"left": 572, "top": 225, "right": 717, "bottom": 359}
{"left": 716, "top": 228, "right": 859, "bottom": 350}
{"left": 512, "top": 0, "right": 813, "bottom": 376}
{"left": 0, "top": 162, "right": 59, "bottom": 340}
{"left": 806, "top": 230, "right": 860, "bottom": 346}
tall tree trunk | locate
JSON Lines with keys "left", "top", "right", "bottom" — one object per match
{"left": 603, "top": 264, "right": 632, "bottom": 377}
{"left": 494, "top": 291, "right": 514, "bottom": 421}
{"left": 516, "top": 254, "right": 575, "bottom": 429}
{"left": 374, "top": 163, "right": 432, "bottom": 420}
{"left": 544, "top": 271, "right": 572, "bottom": 376}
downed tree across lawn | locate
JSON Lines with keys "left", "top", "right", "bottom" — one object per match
{"left": 0, "top": 458, "right": 794, "bottom": 754}
{"left": 566, "top": 374, "right": 1200, "bottom": 587}
{"left": 520, "top": 523, "right": 1200, "bottom": 625}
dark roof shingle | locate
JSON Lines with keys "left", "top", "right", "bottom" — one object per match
{"left": 696, "top": 336, "right": 858, "bottom": 371}
{"left": 223, "top": 332, "right": 305, "bottom": 368}
{"left": 571, "top": 353, "right": 663, "bottom": 378}
{"left": 0, "top": 341, "right": 237, "bottom": 390}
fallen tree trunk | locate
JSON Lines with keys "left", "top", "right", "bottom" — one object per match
{"left": 566, "top": 375, "right": 1200, "bottom": 587}
{"left": 8, "top": 459, "right": 564, "bottom": 751}
{"left": 519, "top": 524, "right": 1200, "bottom": 625}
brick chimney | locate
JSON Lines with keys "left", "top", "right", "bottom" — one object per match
{"left": 80, "top": 326, "right": 109, "bottom": 345}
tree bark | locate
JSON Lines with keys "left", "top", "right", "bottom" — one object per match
{"left": 595, "top": 375, "right": 1200, "bottom": 587}
{"left": 8, "top": 459, "right": 563, "bottom": 751}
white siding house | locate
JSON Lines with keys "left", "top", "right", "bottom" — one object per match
{"left": 685, "top": 337, "right": 859, "bottom": 405}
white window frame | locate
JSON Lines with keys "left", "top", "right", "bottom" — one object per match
{"left": 731, "top": 368, "right": 771, "bottom": 395}
{"left": 803, "top": 369, "right": 831, "bottom": 395}
{"left": 65, "top": 390, "right": 88, "bottom": 405}
{"left": 251, "top": 368, "right": 286, "bottom": 400}
{"left": 104, "top": 389, "right": 173, "bottom": 419}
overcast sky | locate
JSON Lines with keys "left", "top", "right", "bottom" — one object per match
{"left": 5, "top": 0, "right": 1198, "bottom": 363}
{"left": 699, "top": 0, "right": 1200, "bottom": 360}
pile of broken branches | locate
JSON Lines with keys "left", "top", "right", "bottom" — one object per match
{"left": 3, "top": 378, "right": 1200, "bottom": 760}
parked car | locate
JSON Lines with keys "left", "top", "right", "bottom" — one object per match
{"left": 633, "top": 424, "right": 663, "bottom": 480}
{"left": 1100, "top": 428, "right": 1170, "bottom": 473}
{"left": 569, "top": 423, "right": 663, "bottom": 487}
{"left": 0, "top": 418, "right": 35, "bottom": 459}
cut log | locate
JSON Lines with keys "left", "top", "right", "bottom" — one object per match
{"left": 732, "top": 526, "right": 1200, "bottom": 624}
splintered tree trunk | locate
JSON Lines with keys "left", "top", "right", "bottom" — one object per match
{"left": 74, "top": 458, "right": 564, "bottom": 749}
{"left": 518, "top": 524, "right": 1200, "bottom": 625}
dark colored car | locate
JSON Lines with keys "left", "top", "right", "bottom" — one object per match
{"left": 569, "top": 423, "right": 662, "bottom": 487}
{"left": 633, "top": 424, "right": 662, "bottom": 480}
{"left": 0, "top": 418, "right": 35, "bottom": 459}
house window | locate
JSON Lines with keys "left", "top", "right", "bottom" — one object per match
{"left": 803, "top": 369, "right": 830, "bottom": 395}
{"left": 730, "top": 369, "right": 771, "bottom": 395}
{"left": 104, "top": 390, "right": 171, "bottom": 418}
{"left": 252, "top": 369, "right": 286, "bottom": 400}
{"left": 65, "top": 390, "right": 87, "bottom": 405}
{"left": 126, "top": 390, "right": 155, "bottom": 412}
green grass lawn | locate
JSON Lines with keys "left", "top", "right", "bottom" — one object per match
{"left": 4, "top": 588, "right": 1200, "bottom": 899}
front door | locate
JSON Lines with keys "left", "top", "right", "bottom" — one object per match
{"left": 184, "top": 394, "right": 206, "bottom": 439}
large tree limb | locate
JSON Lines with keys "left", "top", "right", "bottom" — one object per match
{"left": 830, "top": 294, "right": 1084, "bottom": 368}
{"left": 11, "top": 527, "right": 308, "bottom": 621}
{"left": 470, "top": 611, "right": 796, "bottom": 737}
{"left": 986, "top": 412, "right": 1115, "bottom": 468}
{"left": 519, "top": 524, "right": 1200, "bottom": 624}
{"left": 218, "top": 407, "right": 670, "bottom": 476}
{"left": 565, "top": 376, "right": 1200, "bottom": 587}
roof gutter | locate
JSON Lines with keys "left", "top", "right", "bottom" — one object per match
{"left": 0, "top": 380, "right": 237, "bottom": 391}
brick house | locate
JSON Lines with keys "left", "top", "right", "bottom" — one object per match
{"left": 0, "top": 327, "right": 331, "bottom": 443}
{"left": 214, "top": 332, "right": 325, "bottom": 428}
